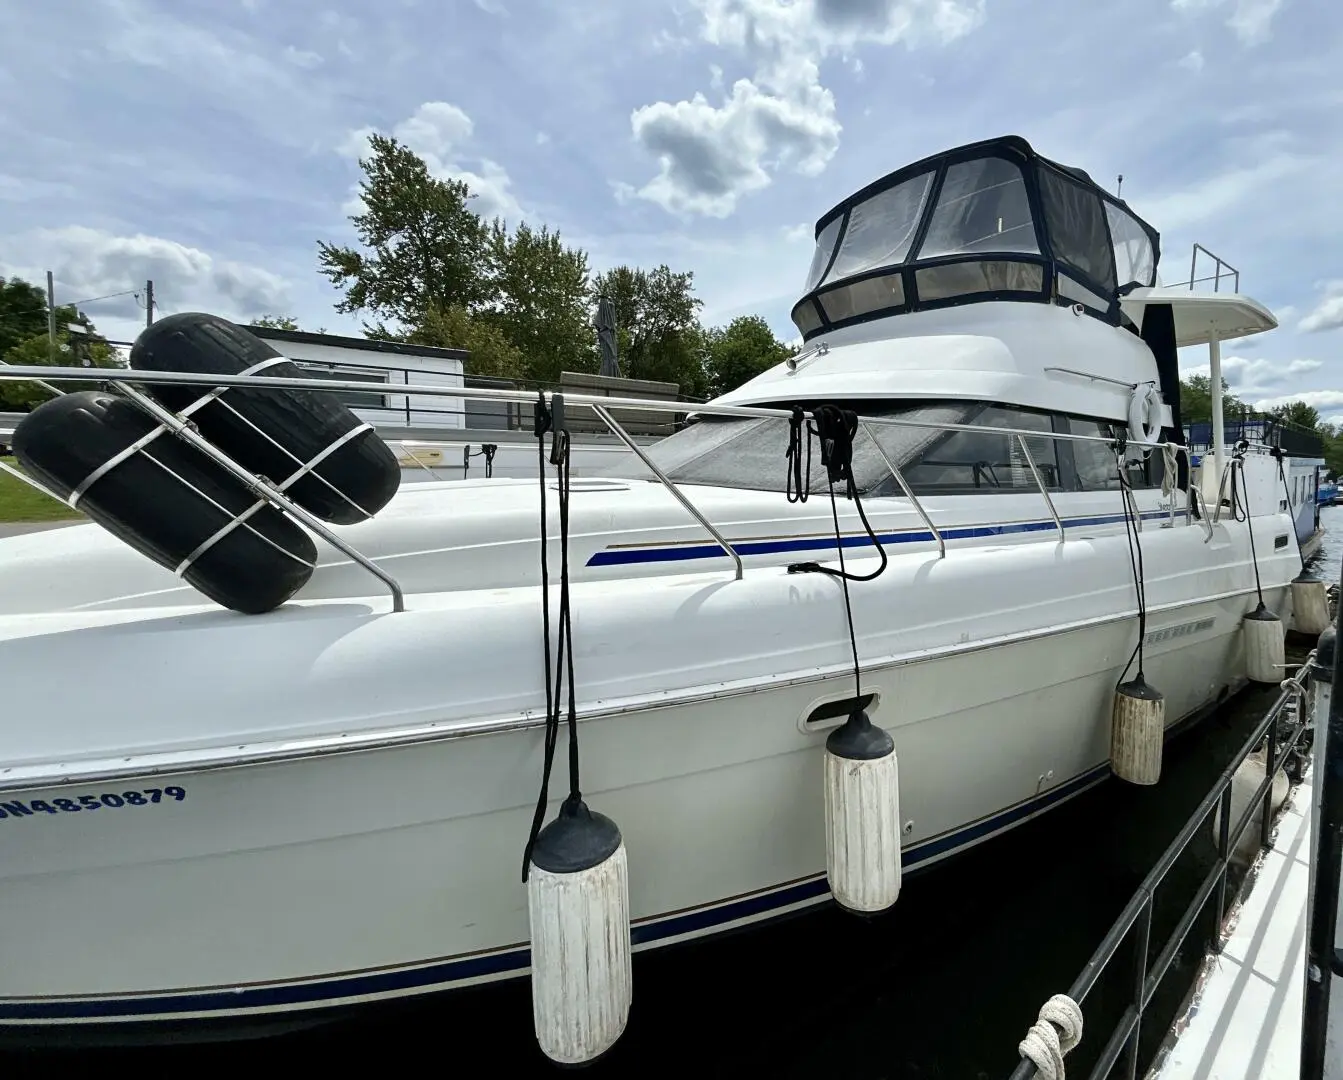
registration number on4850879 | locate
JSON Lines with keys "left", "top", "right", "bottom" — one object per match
{"left": 0, "top": 786, "right": 187, "bottom": 819}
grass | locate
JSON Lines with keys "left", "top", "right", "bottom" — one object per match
{"left": 0, "top": 457, "right": 82, "bottom": 523}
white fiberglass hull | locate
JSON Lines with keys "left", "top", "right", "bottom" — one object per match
{"left": 0, "top": 496, "right": 1298, "bottom": 1028}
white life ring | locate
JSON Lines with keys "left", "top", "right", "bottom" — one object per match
{"left": 1127, "top": 383, "right": 1163, "bottom": 449}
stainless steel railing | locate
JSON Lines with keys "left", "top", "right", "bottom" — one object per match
{"left": 0, "top": 363, "right": 1198, "bottom": 606}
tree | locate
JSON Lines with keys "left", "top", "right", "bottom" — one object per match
{"left": 704, "top": 315, "right": 793, "bottom": 397}
{"left": 405, "top": 304, "right": 526, "bottom": 381}
{"left": 0, "top": 277, "right": 49, "bottom": 359}
{"left": 318, "top": 133, "right": 493, "bottom": 332}
{"left": 1179, "top": 374, "right": 1246, "bottom": 425}
{"left": 1270, "top": 400, "right": 1322, "bottom": 432}
{"left": 250, "top": 314, "right": 301, "bottom": 331}
{"left": 482, "top": 221, "right": 594, "bottom": 382}
{"left": 592, "top": 265, "right": 706, "bottom": 394}
{"left": 1, "top": 309, "right": 124, "bottom": 410}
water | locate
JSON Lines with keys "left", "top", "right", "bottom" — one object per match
{"left": 9, "top": 510, "right": 1341, "bottom": 1079}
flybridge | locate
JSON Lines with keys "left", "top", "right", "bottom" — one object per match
{"left": 792, "top": 134, "right": 1161, "bottom": 339}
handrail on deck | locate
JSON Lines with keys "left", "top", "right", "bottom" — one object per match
{"left": 1007, "top": 656, "right": 1317, "bottom": 1080}
{"left": 0, "top": 364, "right": 1199, "bottom": 603}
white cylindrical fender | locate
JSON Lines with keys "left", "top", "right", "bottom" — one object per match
{"left": 1244, "top": 602, "right": 1285, "bottom": 684}
{"left": 527, "top": 800, "right": 632, "bottom": 1066}
{"left": 824, "top": 709, "right": 901, "bottom": 914}
{"left": 1127, "top": 383, "right": 1164, "bottom": 459}
{"left": 1293, "top": 572, "right": 1331, "bottom": 637}
{"left": 1111, "top": 674, "right": 1165, "bottom": 785}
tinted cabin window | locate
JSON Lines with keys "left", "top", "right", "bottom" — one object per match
{"left": 1069, "top": 419, "right": 1164, "bottom": 491}
{"left": 1037, "top": 170, "right": 1115, "bottom": 293}
{"left": 901, "top": 405, "right": 1061, "bottom": 494}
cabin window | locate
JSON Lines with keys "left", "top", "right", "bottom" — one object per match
{"left": 1105, "top": 203, "right": 1156, "bottom": 291}
{"left": 628, "top": 404, "right": 972, "bottom": 496}
{"left": 804, "top": 216, "right": 843, "bottom": 291}
{"left": 826, "top": 172, "right": 934, "bottom": 283}
{"left": 1067, "top": 419, "right": 1164, "bottom": 491}
{"left": 818, "top": 273, "right": 906, "bottom": 322}
{"left": 917, "top": 158, "right": 1040, "bottom": 260}
{"left": 897, "top": 405, "right": 1062, "bottom": 495}
{"left": 1036, "top": 169, "right": 1115, "bottom": 293}
{"left": 915, "top": 261, "right": 1043, "bottom": 303}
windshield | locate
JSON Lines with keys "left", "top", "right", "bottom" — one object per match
{"left": 601, "top": 404, "right": 975, "bottom": 495}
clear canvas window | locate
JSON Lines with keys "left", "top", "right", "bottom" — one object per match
{"left": 826, "top": 172, "right": 934, "bottom": 283}
{"left": 804, "top": 216, "right": 843, "bottom": 292}
{"left": 1106, "top": 203, "right": 1156, "bottom": 291}
{"left": 917, "top": 159, "right": 1040, "bottom": 260}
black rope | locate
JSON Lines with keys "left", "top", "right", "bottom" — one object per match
{"left": 1228, "top": 445, "right": 1266, "bottom": 605}
{"left": 785, "top": 405, "right": 892, "bottom": 703}
{"left": 522, "top": 396, "right": 585, "bottom": 881}
{"left": 1271, "top": 446, "right": 1308, "bottom": 572}
{"left": 787, "top": 406, "right": 889, "bottom": 583}
{"left": 1116, "top": 463, "right": 1149, "bottom": 686}
{"left": 786, "top": 406, "right": 811, "bottom": 504}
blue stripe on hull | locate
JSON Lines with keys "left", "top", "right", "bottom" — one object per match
{"left": 587, "top": 510, "right": 1184, "bottom": 567}
{"left": 0, "top": 763, "right": 1110, "bottom": 1021}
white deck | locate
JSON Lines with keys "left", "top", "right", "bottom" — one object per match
{"left": 1150, "top": 765, "right": 1312, "bottom": 1079}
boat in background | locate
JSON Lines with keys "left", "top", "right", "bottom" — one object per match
{"left": 0, "top": 135, "right": 1320, "bottom": 1063}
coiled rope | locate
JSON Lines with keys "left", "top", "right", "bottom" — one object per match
{"left": 1018, "top": 994, "right": 1084, "bottom": 1080}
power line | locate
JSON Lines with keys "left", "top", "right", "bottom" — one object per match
{"left": 0, "top": 288, "right": 143, "bottom": 324}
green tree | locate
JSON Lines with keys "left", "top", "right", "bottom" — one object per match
{"left": 592, "top": 265, "right": 706, "bottom": 394}
{"left": 1, "top": 309, "right": 124, "bottom": 410}
{"left": 0, "top": 277, "right": 49, "bottom": 358}
{"left": 318, "top": 133, "right": 492, "bottom": 332}
{"left": 250, "top": 314, "right": 301, "bottom": 331}
{"left": 482, "top": 221, "right": 594, "bottom": 382}
{"left": 1269, "top": 400, "right": 1322, "bottom": 432}
{"left": 1179, "top": 374, "right": 1246, "bottom": 425}
{"left": 704, "top": 315, "right": 793, "bottom": 397}
{"left": 405, "top": 304, "right": 526, "bottom": 381}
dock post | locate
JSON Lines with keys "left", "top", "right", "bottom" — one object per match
{"left": 1303, "top": 596, "right": 1341, "bottom": 1078}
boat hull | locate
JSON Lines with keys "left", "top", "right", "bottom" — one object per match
{"left": 0, "top": 580, "right": 1277, "bottom": 1031}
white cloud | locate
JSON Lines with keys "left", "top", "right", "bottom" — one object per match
{"left": 1178, "top": 355, "right": 1324, "bottom": 395}
{"left": 629, "top": 0, "right": 984, "bottom": 217}
{"left": 1129, "top": 148, "right": 1308, "bottom": 231}
{"left": 282, "top": 45, "right": 323, "bottom": 68}
{"left": 473, "top": 0, "right": 508, "bottom": 14}
{"left": 0, "top": 227, "right": 291, "bottom": 330}
{"left": 1300, "top": 281, "right": 1343, "bottom": 334}
{"left": 1170, "top": 0, "right": 1285, "bottom": 45}
{"left": 1178, "top": 49, "right": 1205, "bottom": 71}
{"left": 338, "top": 101, "right": 523, "bottom": 222}
{"left": 1254, "top": 389, "right": 1343, "bottom": 412}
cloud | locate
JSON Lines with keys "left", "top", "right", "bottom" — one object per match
{"left": 1300, "top": 281, "right": 1343, "bottom": 334}
{"left": 1178, "top": 355, "right": 1324, "bottom": 396}
{"left": 0, "top": 227, "right": 291, "bottom": 331}
{"left": 338, "top": 102, "right": 523, "bottom": 222}
{"left": 629, "top": 0, "right": 984, "bottom": 217}
{"left": 1129, "top": 147, "right": 1309, "bottom": 232}
{"left": 1253, "top": 389, "right": 1343, "bottom": 412}
{"left": 1170, "top": 0, "right": 1286, "bottom": 46}
{"left": 282, "top": 45, "right": 323, "bottom": 68}
{"left": 473, "top": 0, "right": 508, "bottom": 13}
{"left": 1178, "top": 49, "right": 1205, "bottom": 71}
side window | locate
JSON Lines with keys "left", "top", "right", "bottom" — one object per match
{"left": 1068, "top": 418, "right": 1164, "bottom": 491}
{"left": 903, "top": 405, "right": 1061, "bottom": 494}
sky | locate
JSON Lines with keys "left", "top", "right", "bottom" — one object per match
{"left": 0, "top": 0, "right": 1339, "bottom": 416}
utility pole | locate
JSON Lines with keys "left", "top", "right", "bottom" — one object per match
{"left": 46, "top": 270, "right": 56, "bottom": 363}
{"left": 145, "top": 280, "right": 154, "bottom": 328}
